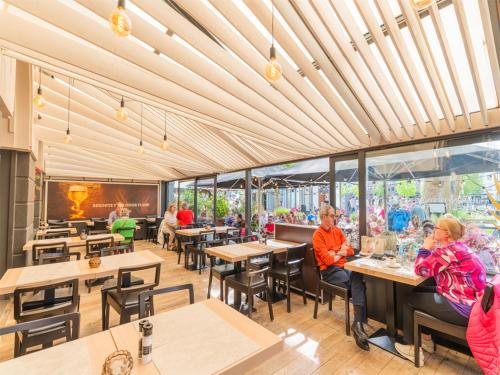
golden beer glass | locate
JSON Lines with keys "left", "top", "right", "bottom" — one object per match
{"left": 67, "top": 184, "right": 88, "bottom": 219}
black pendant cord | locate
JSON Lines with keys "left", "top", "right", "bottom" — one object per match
{"left": 140, "top": 103, "right": 143, "bottom": 143}
{"left": 164, "top": 110, "right": 167, "bottom": 138}
{"left": 67, "top": 77, "right": 71, "bottom": 132}
{"left": 271, "top": 0, "right": 275, "bottom": 47}
{"left": 39, "top": 66, "right": 42, "bottom": 89}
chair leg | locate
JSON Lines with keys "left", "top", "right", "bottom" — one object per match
{"left": 104, "top": 302, "right": 110, "bottom": 330}
{"left": 328, "top": 293, "right": 333, "bottom": 311}
{"left": 345, "top": 292, "right": 350, "bottom": 336}
{"left": 207, "top": 271, "right": 213, "bottom": 299}
{"left": 301, "top": 277, "right": 307, "bottom": 305}
{"left": 248, "top": 293, "right": 253, "bottom": 319}
{"left": 267, "top": 288, "right": 274, "bottom": 321}
{"left": 219, "top": 278, "right": 224, "bottom": 301}
{"left": 224, "top": 284, "right": 229, "bottom": 305}
{"left": 149, "top": 296, "right": 154, "bottom": 316}
{"left": 286, "top": 277, "right": 291, "bottom": 313}
{"left": 119, "top": 311, "right": 128, "bottom": 325}
{"left": 14, "top": 333, "right": 21, "bottom": 358}
{"left": 177, "top": 245, "right": 182, "bottom": 265}
{"left": 313, "top": 285, "right": 320, "bottom": 319}
{"left": 414, "top": 317, "right": 422, "bottom": 368}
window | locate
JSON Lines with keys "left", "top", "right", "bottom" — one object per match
{"left": 334, "top": 157, "right": 359, "bottom": 248}
{"left": 179, "top": 180, "right": 194, "bottom": 211}
{"left": 365, "top": 133, "right": 499, "bottom": 274}
{"left": 166, "top": 180, "right": 178, "bottom": 209}
{"left": 196, "top": 177, "right": 215, "bottom": 224}
{"left": 216, "top": 171, "right": 245, "bottom": 226}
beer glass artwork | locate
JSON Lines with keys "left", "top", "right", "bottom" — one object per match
{"left": 67, "top": 184, "right": 88, "bottom": 219}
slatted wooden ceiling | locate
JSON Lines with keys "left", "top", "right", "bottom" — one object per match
{"left": 0, "top": 0, "right": 499, "bottom": 180}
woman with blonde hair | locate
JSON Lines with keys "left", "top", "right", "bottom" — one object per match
{"left": 158, "top": 203, "right": 177, "bottom": 250}
{"left": 395, "top": 215, "right": 486, "bottom": 365}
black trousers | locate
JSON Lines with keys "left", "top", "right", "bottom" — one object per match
{"left": 402, "top": 284, "right": 469, "bottom": 344}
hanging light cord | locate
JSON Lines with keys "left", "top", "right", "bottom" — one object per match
{"left": 271, "top": 0, "right": 275, "bottom": 47}
{"left": 140, "top": 102, "right": 143, "bottom": 142}
{"left": 164, "top": 110, "right": 167, "bottom": 136}
{"left": 67, "top": 77, "right": 71, "bottom": 132}
{"left": 39, "top": 66, "right": 42, "bottom": 89}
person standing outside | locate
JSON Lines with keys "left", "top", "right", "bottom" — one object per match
{"left": 313, "top": 205, "right": 369, "bottom": 351}
{"left": 176, "top": 202, "right": 194, "bottom": 226}
{"left": 108, "top": 202, "right": 124, "bottom": 226}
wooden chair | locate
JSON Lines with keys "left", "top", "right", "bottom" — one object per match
{"left": 206, "top": 238, "right": 238, "bottom": 301}
{"left": 115, "top": 227, "right": 136, "bottom": 252}
{"left": 91, "top": 219, "right": 109, "bottom": 234}
{"left": 13, "top": 279, "right": 80, "bottom": 356}
{"left": 43, "top": 229, "right": 71, "bottom": 239}
{"left": 47, "top": 220, "right": 70, "bottom": 229}
{"left": 85, "top": 236, "right": 114, "bottom": 259}
{"left": 32, "top": 242, "right": 68, "bottom": 265}
{"left": 269, "top": 243, "right": 308, "bottom": 313}
{"left": 0, "top": 313, "right": 80, "bottom": 357}
{"left": 312, "top": 248, "right": 351, "bottom": 336}
{"left": 138, "top": 283, "right": 194, "bottom": 318}
{"left": 39, "top": 251, "right": 80, "bottom": 264}
{"left": 224, "top": 252, "right": 274, "bottom": 320}
{"left": 186, "top": 230, "right": 216, "bottom": 274}
{"left": 103, "top": 263, "right": 161, "bottom": 329}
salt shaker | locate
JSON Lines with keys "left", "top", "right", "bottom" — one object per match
{"left": 142, "top": 322, "right": 153, "bottom": 365}
{"left": 138, "top": 320, "right": 148, "bottom": 359}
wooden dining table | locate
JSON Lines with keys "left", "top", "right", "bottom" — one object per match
{"left": 345, "top": 256, "right": 427, "bottom": 357}
{"left": 35, "top": 227, "right": 77, "bottom": 238}
{"left": 23, "top": 233, "right": 125, "bottom": 251}
{"left": 205, "top": 240, "right": 302, "bottom": 309}
{"left": 0, "top": 250, "right": 164, "bottom": 295}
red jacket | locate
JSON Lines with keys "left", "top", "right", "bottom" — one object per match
{"left": 313, "top": 226, "right": 353, "bottom": 270}
{"left": 466, "top": 275, "right": 499, "bottom": 375}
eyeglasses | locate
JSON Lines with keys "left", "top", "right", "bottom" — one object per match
{"left": 435, "top": 226, "right": 447, "bottom": 231}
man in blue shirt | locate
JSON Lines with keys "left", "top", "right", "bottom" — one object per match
{"left": 108, "top": 202, "right": 124, "bottom": 226}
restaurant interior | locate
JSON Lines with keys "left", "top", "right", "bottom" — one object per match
{"left": 0, "top": 0, "right": 499, "bottom": 374}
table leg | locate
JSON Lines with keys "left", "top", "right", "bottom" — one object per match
{"left": 367, "top": 280, "right": 404, "bottom": 358}
{"left": 233, "top": 261, "right": 242, "bottom": 309}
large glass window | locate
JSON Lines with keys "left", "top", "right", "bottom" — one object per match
{"left": 196, "top": 177, "right": 215, "bottom": 224}
{"left": 178, "top": 180, "right": 194, "bottom": 212}
{"left": 215, "top": 171, "right": 245, "bottom": 227}
{"left": 166, "top": 180, "right": 178, "bottom": 211}
{"left": 365, "top": 134, "right": 499, "bottom": 274}
{"left": 251, "top": 158, "right": 330, "bottom": 231}
{"left": 334, "top": 157, "right": 359, "bottom": 249}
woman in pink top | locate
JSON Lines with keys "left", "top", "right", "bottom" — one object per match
{"left": 395, "top": 215, "right": 486, "bottom": 365}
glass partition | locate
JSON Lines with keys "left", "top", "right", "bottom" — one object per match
{"left": 251, "top": 158, "right": 330, "bottom": 231}
{"left": 365, "top": 134, "right": 499, "bottom": 274}
{"left": 166, "top": 180, "right": 178, "bottom": 211}
{"left": 178, "top": 179, "right": 194, "bottom": 212}
{"left": 196, "top": 177, "right": 215, "bottom": 224}
{"left": 334, "top": 157, "right": 359, "bottom": 248}
{"left": 216, "top": 171, "right": 245, "bottom": 227}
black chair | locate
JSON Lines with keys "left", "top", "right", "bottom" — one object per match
{"left": 48, "top": 220, "right": 70, "bottom": 229}
{"left": 32, "top": 242, "right": 68, "bottom": 265}
{"left": 85, "top": 236, "right": 114, "bottom": 259}
{"left": 222, "top": 228, "right": 242, "bottom": 243}
{"left": 207, "top": 239, "right": 239, "bottom": 301}
{"left": 0, "top": 313, "right": 80, "bottom": 357}
{"left": 90, "top": 219, "right": 109, "bottom": 235}
{"left": 224, "top": 252, "right": 274, "bottom": 320}
{"left": 103, "top": 263, "right": 161, "bottom": 329}
{"left": 39, "top": 251, "right": 80, "bottom": 264}
{"left": 43, "top": 229, "right": 71, "bottom": 239}
{"left": 14, "top": 279, "right": 80, "bottom": 356}
{"left": 186, "top": 230, "right": 216, "bottom": 273}
{"left": 176, "top": 226, "right": 194, "bottom": 265}
{"left": 139, "top": 283, "right": 194, "bottom": 318}
{"left": 413, "top": 282, "right": 495, "bottom": 368}
{"left": 115, "top": 227, "right": 136, "bottom": 252}
{"left": 312, "top": 248, "right": 351, "bottom": 336}
{"left": 269, "top": 244, "right": 308, "bottom": 313}
{"left": 91, "top": 217, "right": 106, "bottom": 221}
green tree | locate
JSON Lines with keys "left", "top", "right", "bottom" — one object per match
{"left": 341, "top": 183, "right": 359, "bottom": 197}
{"left": 395, "top": 180, "right": 416, "bottom": 197}
{"left": 374, "top": 181, "right": 385, "bottom": 197}
{"left": 215, "top": 192, "right": 230, "bottom": 218}
{"left": 462, "top": 174, "right": 482, "bottom": 196}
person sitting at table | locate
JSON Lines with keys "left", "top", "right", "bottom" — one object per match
{"left": 158, "top": 203, "right": 177, "bottom": 250}
{"left": 263, "top": 216, "right": 275, "bottom": 234}
{"left": 107, "top": 201, "right": 124, "bottom": 226}
{"left": 313, "top": 205, "right": 369, "bottom": 351}
{"left": 395, "top": 215, "right": 486, "bottom": 365}
{"left": 234, "top": 214, "right": 244, "bottom": 228}
{"left": 111, "top": 208, "right": 136, "bottom": 247}
{"left": 176, "top": 202, "right": 194, "bottom": 226}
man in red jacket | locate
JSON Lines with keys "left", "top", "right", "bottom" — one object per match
{"left": 313, "top": 205, "right": 368, "bottom": 350}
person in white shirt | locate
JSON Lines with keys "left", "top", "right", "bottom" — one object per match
{"left": 108, "top": 202, "right": 124, "bottom": 226}
{"left": 158, "top": 203, "right": 177, "bottom": 249}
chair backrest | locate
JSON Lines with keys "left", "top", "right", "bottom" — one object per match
{"left": 43, "top": 229, "right": 71, "bottom": 239}
{"left": 0, "top": 313, "right": 80, "bottom": 357}
{"left": 14, "top": 279, "right": 79, "bottom": 322}
{"left": 240, "top": 234, "right": 255, "bottom": 243}
{"left": 199, "top": 230, "right": 216, "bottom": 243}
{"left": 481, "top": 282, "right": 495, "bottom": 313}
{"left": 116, "top": 263, "right": 161, "bottom": 295}
{"left": 138, "top": 283, "right": 194, "bottom": 319}
{"left": 311, "top": 247, "right": 322, "bottom": 279}
{"left": 155, "top": 217, "right": 163, "bottom": 227}
{"left": 91, "top": 217, "right": 106, "bottom": 221}
{"left": 48, "top": 220, "right": 70, "bottom": 229}
{"left": 93, "top": 219, "right": 108, "bottom": 231}
{"left": 32, "top": 242, "right": 68, "bottom": 264}
{"left": 85, "top": 236, "right": 114, "bottom": 257}
{"left": 245, "top": 252, "right": 272, "bottom": 285}
{"left": 99, "top": 244, "right": 132, "bottom": 257}
{"left": 39, "top": 251, "right": 80, "bottom": 264}
{"left": 284, "top": 244, "right": 307, "bottom": 269}
{"left": 116, "top": 227, "right": 136, "bottom": 244}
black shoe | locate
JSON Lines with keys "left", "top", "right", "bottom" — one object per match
{"left": 351, "top": 322, "right": 369, "bottom": 351}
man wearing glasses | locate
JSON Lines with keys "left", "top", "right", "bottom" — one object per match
{"left": 313, "top": 205, "right": 369, "bottom": 351}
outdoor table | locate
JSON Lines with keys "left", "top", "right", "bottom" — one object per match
{"left": 35, "top": 227, "right": 77, "bottom": 238}
{"left": 175, "top": 226, "right": 236, "bottom": 270}
{"left": 345, "top": 256, "right": 427, "bottom": 357}
{"left": 0, "top": 250, "right": 164, "bottom": 295}
{"left": 205, "top": 240, "right": 301, "bottom": 309}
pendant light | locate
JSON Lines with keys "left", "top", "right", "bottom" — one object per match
{"left": 264, "top": 1, "right": 282, "bottom": 82}
{"left": 161, "top": 109, "right": 168, "bottom": 151}
{"left": 138, "top": 103, "right": 144, "bottom": 154}
{"left": 33, "top": 67, "right": 46, "bottom": 109}
{"left": 109, "top": 0, "right": 131, "bottom": 37}
{"left": 116, "top": 96, "right": 128, "bottom": 121}
{"left": 410, "top": 0, "right": 435, "bottom": 11}
{"left": 64, "top": 78, "right": 72, "bottom": 144}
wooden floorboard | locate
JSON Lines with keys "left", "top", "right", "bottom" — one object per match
{"left": 0, "top": 241, "right": 483, "bottom": 374}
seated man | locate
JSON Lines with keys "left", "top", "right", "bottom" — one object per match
{"left": 111, "top": 208, "right": 136, "bottom": 247}
{"left": 313, "top": 205, "right": 369, "bottom": 351}
{"left": 263, "top": 216, "right": 275, "bottom": 234}
{"left": 108, "top": 201, "right": 124, "bottom": 226}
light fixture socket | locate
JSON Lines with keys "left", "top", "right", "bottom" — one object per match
{"left": 118, "top": 0, "right": 126, "bottom": 9}
{"left": 37, "top": 87, "right": 43, "bottom": 95}
{"left": 66, "top": 128, "right": 70, "bottom": 135}
{"left": 139, "top": 139, "right": 143, "bottom": 146}
{"left": 120, "top": 98, "right": 125, "bottom": 108}
{"left": 269, "top": 45, "right": 276, "bottom": 60}
{"left": 163, "top": 134, "right": 167, "bottom": 141}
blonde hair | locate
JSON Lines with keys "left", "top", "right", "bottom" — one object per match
{"left": 436, "top": 214, "right": 465, "bottom": 241}
{"left": 319, "top": 205, "right": 334, "bottom": 219}
{"left": 167, "top": 203, "right": 176, "bottom": 212}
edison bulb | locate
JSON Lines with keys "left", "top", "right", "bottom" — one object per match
{"left": 161, "top": 135, "right": 168, "bottom": 151}
{"left": 64, "top": 132, "right": 72, "bottom": 144}
{"left": 410, "top": 0, "right": 435, "bottom": 11}
{"left": 33, "top": 88, "right": 46, "bottom": 109}
{"left": 116, "top": 106, "right": 128, "bottom": 121}
{"left": 264, "top": 58, "right": 282, "bottom": 82}
{"left": 109, "top": 4, "right": 131, "bottom": 37}
{"left": 138, "top": 141, "right": 144, "bottom": 154}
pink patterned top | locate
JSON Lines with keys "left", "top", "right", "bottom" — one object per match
{"left": 415, "top": 241, "right": 486, "bottom": 317}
